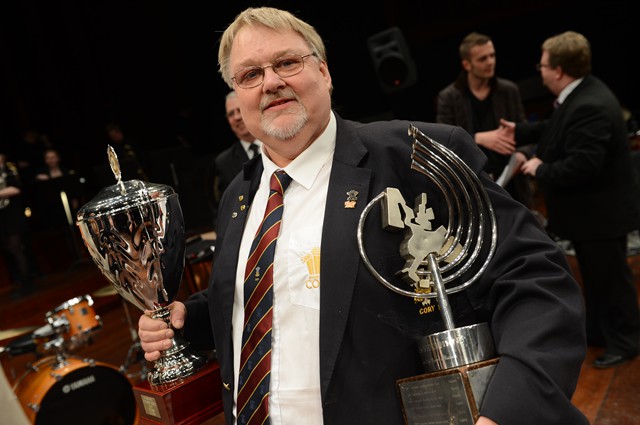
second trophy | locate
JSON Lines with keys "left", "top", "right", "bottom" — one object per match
{"left": 76, "top": 146, "right": 207, "bottom": 386}
{"left": 357, "top": 125, "right": 499, "bottom": 424}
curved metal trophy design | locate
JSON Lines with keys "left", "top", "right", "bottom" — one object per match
{"left": 76, "top": 146, "right": 207, "bottom": 386}
{"left": 357, "top": 124, "right": 499, "bottom": 424}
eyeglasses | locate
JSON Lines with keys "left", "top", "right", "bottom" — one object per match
{"left": 535, "top": 63, "right": 551, "bottom": 71}
{"left": 232, "top": 53, "right": 317, "bottom": 89}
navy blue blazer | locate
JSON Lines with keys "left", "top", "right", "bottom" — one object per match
{"left": 184, "top": 113, "right": 588, "bottom": 425}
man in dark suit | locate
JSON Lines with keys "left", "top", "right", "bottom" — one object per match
{"left": 502, "top": 31, "right": 640, "bottom": 369}
{"left": 138, "top": 8, "right": 589, "bottom": 425}
{"left": 208, "top": 90, "right": 260, "bottom": 225}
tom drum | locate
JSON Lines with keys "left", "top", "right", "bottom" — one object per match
{"left": 45, "top": 295, "right": 102, "bottom": 351}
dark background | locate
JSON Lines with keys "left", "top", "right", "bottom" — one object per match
{"left": 1, "top": 0, "right": 637, "bottom": 231}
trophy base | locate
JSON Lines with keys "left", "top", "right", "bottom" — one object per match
{"left": 134, "top": 361, "right": 223, "bottom": 425}
{"left": 397, "top": 357, "right": 499, "bottom": 424}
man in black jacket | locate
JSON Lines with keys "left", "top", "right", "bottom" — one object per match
{"left": 437, "top": 32, "right": 533, "bottom": 207}
{"left": 502, "top": 30, "right": 640, "bottom": 369}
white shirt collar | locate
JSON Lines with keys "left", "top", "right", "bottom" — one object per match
{"left": 239, "top": 139, "right": 261, "bottom": 158}
{"left": 557, "top": 77, "right": 584, "bottom": 105}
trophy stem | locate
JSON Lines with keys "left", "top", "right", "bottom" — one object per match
{"left": 147, "top": 306, "right": 208, "bottom": 386}
{"left": 421, "top": 253, "right": 496, "bottom": 372}
{"left": 427, "top": 253, "right": 455, "bottom": 331}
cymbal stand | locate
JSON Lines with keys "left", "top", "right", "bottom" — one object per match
{"left": 119, "top": 298, "right": 149, "bottom": 382}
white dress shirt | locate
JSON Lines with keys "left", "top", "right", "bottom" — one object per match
{"left": 232, "top": 113, "right": 337, "bottom": 424}
{"left": 240, "top": 139, "right": 262, "bottom": 159}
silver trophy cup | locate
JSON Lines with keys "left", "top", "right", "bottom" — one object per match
{"left": 357, "top": 125, "right": 499, "bottom": 424}
{"left": 76, "top": 146, "right": 207, "bottom": 386}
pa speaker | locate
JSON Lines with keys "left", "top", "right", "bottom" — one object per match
{"left": 367, "top": 27, "right": 417, "bottom": 94}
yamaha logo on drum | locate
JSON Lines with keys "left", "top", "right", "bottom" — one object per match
{"left": 62, "top": 374, "right": 96, "bottom": 393}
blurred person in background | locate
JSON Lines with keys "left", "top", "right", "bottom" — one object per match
{"left": 502, "top": 31, "right": 640, "bottom": 369}
{"left": 0, "top": 152, "right": 37, "bottom": 299}
{"left": 206, "top": 90, "right": 261, "bottom": 227}
{"left": 437, "top": 32, "right": 534, "bottom": 208}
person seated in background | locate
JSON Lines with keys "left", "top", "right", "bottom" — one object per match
{"left": 0, "top": 152, "right": 37, "bottom": 299}
{"left": 34, "top": 148, "right": 81, "bottom": 214}
{"left": 35, "top": 148, "right": 73, "bottom": 181}
{"left": 12, "top": 129, "right": 53, "bottom": 184}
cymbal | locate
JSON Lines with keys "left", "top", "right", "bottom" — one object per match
{"left": 0, "top": 325, "right": 38, "bottom": 341}
{"left": 93, "top": 285, "right": 119, "bottom": 297}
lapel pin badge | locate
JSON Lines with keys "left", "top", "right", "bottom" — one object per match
{"left": 344, "top": 190, "right": 359, "bottom": 208}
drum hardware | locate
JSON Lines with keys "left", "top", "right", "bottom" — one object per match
{"left": 2, "top": 296, "right": 102, "bottom": 362}
{"left": 1, "top": 324, "right": 55, "bottom": 385}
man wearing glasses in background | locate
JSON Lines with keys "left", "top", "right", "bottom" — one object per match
{"left": 502, "top": 30, "right": 640, "bottom": 370}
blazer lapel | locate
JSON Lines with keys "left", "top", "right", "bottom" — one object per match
{"left": 214, "top": 160, "right": 263, "bottom": 337}
{"left": 319, "top": 116, "right": 372, "bottom": 397}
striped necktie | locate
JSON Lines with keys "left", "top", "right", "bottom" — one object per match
{"left": 237, "top": 170, "right": 292, "bottom": 425}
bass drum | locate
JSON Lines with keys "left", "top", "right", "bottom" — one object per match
{"left": 13, "top": 356, "right": 137, "bottom": 425}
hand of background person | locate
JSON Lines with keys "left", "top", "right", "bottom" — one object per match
{"left": 138, "top": 301, "right": 186, "bottom": 362}
{"left": 511, "top": 151, "right": 528, "bottom": 177}
{"left": 498, "top": 118, "right": 516, "bottom": 135}
{"left": 521, "top": 157, "right": 543, "bottom": 177}
{"left": 475, "top": 127, "right": 516, "bottom": 155}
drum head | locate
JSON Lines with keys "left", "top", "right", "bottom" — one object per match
{"left": 30, "top": 363, "right": 136, "bottom": 425}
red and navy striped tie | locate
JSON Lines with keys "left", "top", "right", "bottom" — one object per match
{"left": 237, "top": 170, "right": 292, "bottom": 425}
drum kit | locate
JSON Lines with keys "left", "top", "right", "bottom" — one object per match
{"left": 0, "top": 294, "right": 139, "bottom": 425}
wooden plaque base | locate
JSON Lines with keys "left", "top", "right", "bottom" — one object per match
{"left": 134, "top": 361, "right": 223, "bottom": 425}
{"left": 397, "top": 358, "right": 499, "bottom": 424}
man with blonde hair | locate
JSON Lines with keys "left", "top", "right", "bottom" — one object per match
{"left": 139, "top": 9, "right": 589, "bottom": 425}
